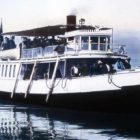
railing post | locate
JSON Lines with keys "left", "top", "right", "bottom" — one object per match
{"left": 24, "top": 61, "right": 37, "bottom": 98}
{"left": 46, "top": 57, "right": 60, "bottom": 103}
{"left": 11, "top": 62, "right": 21, "bottom": 98}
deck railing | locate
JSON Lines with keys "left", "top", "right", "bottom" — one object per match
{"left": 21, "top": 44, "right": 127, "bottom": 59}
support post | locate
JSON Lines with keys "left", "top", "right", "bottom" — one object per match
{"left": 46, "top": 57, "right": 60, "bottom": 102}
{"left": 11, "top": 62, "right": 21, "bottom": 98}
{"left": 24, "top": 61, "right": 37, "bottom": 98}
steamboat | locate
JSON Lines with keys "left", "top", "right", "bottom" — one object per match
{"left": 0, "top": 15, "right": 140, "bottom": 111}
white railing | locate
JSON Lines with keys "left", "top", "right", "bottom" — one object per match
{"left": 21, "top": 43, "right": 127, "bottom": 59}
{"left": 22, "top": 47, "right": 43, "bottom": 59}
{"left": 112, "top": 44, "right": 127, "bottom": 55}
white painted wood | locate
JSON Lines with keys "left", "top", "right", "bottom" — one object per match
{"left": 24, "top": 61, "right": 37, "bottom": 98}
{"left": 0, "top": 68, "right": 136, "bottom": 95}
{"left": 46, "top": 57, "right": 60, "bottom": 102}
{"left": 11, "top": 62, "right": 21, "bottom": 98}
{"left": 0, "top": 48, "right": 20, "bottom": 59}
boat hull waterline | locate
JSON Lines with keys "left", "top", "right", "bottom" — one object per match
{"left": 0, "top": 85, "right": 140, "bottom": 112}
{"left": 0, "top": 69, "right": 140, "bottom": 112}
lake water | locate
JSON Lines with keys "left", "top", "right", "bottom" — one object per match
{"left": 0, "top": 100, "right": 140, "bottom": 140}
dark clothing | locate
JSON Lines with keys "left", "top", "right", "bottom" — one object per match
{"left": 2, "top": 42, "right": 10, "bottom": 50}
{"left": 90, "top": 63, "right": 109, "bottom": 75}
{"left": 9, "top": 39, "right": 16, "bottom": 49}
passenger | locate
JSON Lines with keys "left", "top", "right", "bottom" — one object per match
{"left": 124, "top": 59, "right": 131, "bottom": 69}
{"left": 54, "top": 45, "right": 65, "bottom": 54}
{"left": 97, "top": 60, "right": 110, "bottom": 74}
{"left": 21, "top": 37, "right": 28, "bottom": 49}
{"left": 9, "top": 36, "right": 16, "bottom": 49}
{"left": 49, "top": 36, "right": 57, "bottom": 45}
{"left": 45, "top": 38, "right": 50, "bottom": 46}
{"left": 114, "top": 60, "right": 125, "bottom": 71}
{"left": 90, "top": 63, "right": 99, "bottom": 75}
{"left": 80, "top": 63, "right": 89, "bottom": 76}
{"left": 1, "top": 37, "right": 10, "bottom": 50}
{"left": 22, "top": 37, "right": 31, "bottom": 49}
{"left": 23, "top": 66, "right": 32, "bottom": 80}
{"left": 0, "top": 35, "right": 3, "bottom": 48}
{"left": 40, "top": 37, "right": 46, "bottom": 48}
{"left": 44, "top": 69, "right": 49, "bottom": 79}
{"left": 31, "top": 37, "right": 38, "bottom": 48}
{"left": 109, "top": 64, "right": 116, "bottom": 73}
{"left": 71, "top": 65, "right": 80, "bottom": 77}
{"left": 118, "top": 45, "right": 125, "bottom": 55}
{"left": 56, "top": 69, "right": 62, "bottom": 78}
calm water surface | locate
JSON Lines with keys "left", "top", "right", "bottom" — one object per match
{"left": 0, "top": 100, "right": 140, "bottom": 140}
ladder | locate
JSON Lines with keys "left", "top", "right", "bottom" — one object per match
{"left": 11, "top": 62, "right": 21, "bottom": 98}
{"left": 46, "top": 57, "right": 60, "bottom": 102}
{"left": 24, "top": 61, "right": 37, "bottom": 98}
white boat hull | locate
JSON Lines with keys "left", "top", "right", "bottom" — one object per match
{"left": 0, "top": 68, "right": 140, "bottom": 111}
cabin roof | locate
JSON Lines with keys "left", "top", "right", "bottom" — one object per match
{"left": 2, "top": 24, "right": 111, "bottom": 37}
{"left": 2, "top": 25, "right": 66, "bottom": 37}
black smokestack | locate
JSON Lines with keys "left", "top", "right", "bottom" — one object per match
{"left": 66, "top": 15, "right": 76, "bottom": 32}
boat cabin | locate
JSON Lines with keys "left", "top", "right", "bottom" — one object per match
{"left": 65, "top": 29, "right": 112, "bottom": 52}
{"left": 0, "top": 15, "right": 127, "bottom": 60}
{"left": 0, "top": 15, "right": 131, "bottom": 82}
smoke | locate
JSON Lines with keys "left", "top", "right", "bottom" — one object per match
{"left": 69, "top": 8, "right": 78, "bottom": 15}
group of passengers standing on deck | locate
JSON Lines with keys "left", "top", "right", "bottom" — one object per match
{"left": 0, "top": 36, "right": 64, "bottom": 51}
{"left": 0, "top": 36, "right": 16, "bottom": 50}
{"left": 19, "top": 36, "right": 64, "bottom": 49}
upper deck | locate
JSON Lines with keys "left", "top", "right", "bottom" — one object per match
{"left": 0, "top": 28, "right": 127, "bottom": 60}
{"left": 0, "top": 15, "right": 128, "bottom": 60}
{"left": 20, "top": 28, "right": 127, "bottom": 60}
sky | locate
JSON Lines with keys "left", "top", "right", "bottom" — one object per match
{"left": 0, "top": 0, "right": 140, "bottom": 32}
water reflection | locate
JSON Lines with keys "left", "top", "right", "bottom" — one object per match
{"left": 0, "top": 101, "right": 140, "bottom": 140}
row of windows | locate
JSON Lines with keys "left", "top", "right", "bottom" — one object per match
{"left": 0, "top": 64, "right": 16, "bottom": 78}
{"left": 68, "top": 36, "right": 111, "bottom": 51}
{"left": 81, "top": 36, "right": 110, "bottom": 51}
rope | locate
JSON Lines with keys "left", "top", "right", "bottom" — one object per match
{"left": 61, "top": 77, "right": 68, "bottom": 88}
{"left": 45, "top": 77, "right": 62, "bottom": 89}
{"left": 108, "top": 73, "right": 122, "bottom": 88}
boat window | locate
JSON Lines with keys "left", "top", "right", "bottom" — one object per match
{"left": 9, "top": 65, "right": 12, "bottom": 77}
{"left": 106, "top": 37, "right": 111, "bottom": 50}
{"left": 33, "top": 63, "right": 49, "bottom": 80}
{"left": 49, "top": 63, "right": 55, "bottom": 79}
{"left": 66, "top": 58, "right": 112, "bottom": 77}
{"left": 81, "top": 37, "right": 89, "bottom": 50}
{"left": 22, "top": 64, "right": 33, "bottom": 80}
{"left": 1, "top": 65, "right": 4, "bottom": 77}
{"left": 20, "top": 65, "right": 25, "bottom": 79}
{"left": 13, "top": 65, "right": 16, "bottom": 78}
{"left": 100, "top": 37, "right": 106, "bottom": 51}
{"left": 114, "top": 60, "right": 131, "bottom": 71}
{"left": 75, "top": 36, "right": 80, "bottom": 44}
{"left": 5, "top": 65, "right": 8, "bottom": 77}
{"left": 90, "top": 60, "right": 111, "bottom": 75}
{"left": 90, "top": 37, "right": 98, "bottom": 50}
{"left": 37, "top": 61, "right": 65, "bottom": 79}
{"left": 68, "top": 37, "right": 74, "bottom": 42}
{"left": 56, "top": 61, "right": 65, "bottom": 78}
{"left": 66, "top": 59, "right": 92, "bottom": 77}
